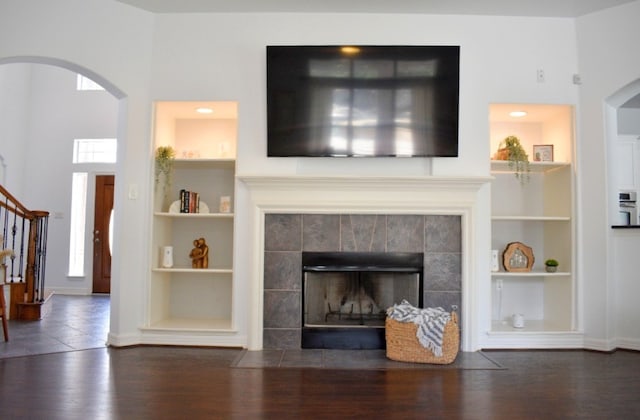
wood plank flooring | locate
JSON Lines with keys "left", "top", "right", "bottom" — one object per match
{"left": 1, "top": 296, "right": 639, "bottom": 418}
{"left": 1, "top": 346, "right": 639, "bottom": 418}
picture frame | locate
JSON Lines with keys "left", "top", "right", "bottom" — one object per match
{"left": 502, "top": 242, "right": 535, "bottom": 272}
{"left": 533, "top": 144, "right": 554, "bottom": 162}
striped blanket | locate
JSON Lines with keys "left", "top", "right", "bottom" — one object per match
{"left": 386, "top": 300, "right": 451, "bottom": 357}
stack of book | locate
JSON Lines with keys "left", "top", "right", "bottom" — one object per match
{"left": 179, "top": 189, "right": 201, "bottom": 213}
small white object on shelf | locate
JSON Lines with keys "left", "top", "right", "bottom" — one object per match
{"left": 161, "top": 246, "right": 174, "bottom": 268}
{"left": 168, "top": 200, "right": 209, "bottom": 214}
{"left": 219, "top": 196, "right": 231, "bottom": 213}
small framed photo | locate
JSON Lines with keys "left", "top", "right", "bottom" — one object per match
{"left": 533, "top": 144, "right": 554, "bottom": 162}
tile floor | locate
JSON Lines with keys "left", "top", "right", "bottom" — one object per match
{"left": 0, "top": 294, "right": 110, "bottom": 359}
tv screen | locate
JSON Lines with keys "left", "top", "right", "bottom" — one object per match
{"left": 266, "top": 45, "right": 460, "bottom": 157}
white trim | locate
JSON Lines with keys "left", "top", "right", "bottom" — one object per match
{"left": 239, "top": 175, "right": 490, "bottom": 351}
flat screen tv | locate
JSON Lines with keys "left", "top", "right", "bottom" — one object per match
{"left": 266, "top": 45, "right": 460, "bottom": 157}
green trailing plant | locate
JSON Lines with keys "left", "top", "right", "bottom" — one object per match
{"left": 498, "top": 135, "right": 530, "bottom": 184}
{"left": 544, "top": 259, "right": 559, "bottom": 267}
{"left": 155, "top": 145, "right": 176, "bottom": 194}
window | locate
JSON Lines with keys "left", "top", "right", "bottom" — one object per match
{"left": 73, "top": 139, "right": 117, "bottom": 163}
{"left": 68, "top": 172, "right": 88, "bottom": 276}
{"left": 76, "top": 74, "right": 105, "bottom": 91}
{"left": 68, "top": 138, "right": 117, "bottom": 276}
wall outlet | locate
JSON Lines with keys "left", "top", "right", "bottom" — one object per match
{"left": 537, "top": 68, "right": 545, "bottom": 83}
{"left": 496, "top": 278, "right": 503, "bottom": 291}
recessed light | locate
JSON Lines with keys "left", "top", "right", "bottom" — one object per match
{"left": 196, "top": 107, "right": 213, "bottom": 114}
{"left": 341, "top": 46, "right": 360, "bottom": 55}
{"left": 509, "top": 111, "right": 527, "bottom": 118}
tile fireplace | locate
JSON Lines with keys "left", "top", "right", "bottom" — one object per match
{"left": 239, "top": 175, "right": 489, "bottom": 351}
{"left": 263, "top": 213, "right": 461, "bottom": 350}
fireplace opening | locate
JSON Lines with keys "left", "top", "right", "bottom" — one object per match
{"left": 302, "top": 252, "right": 423, "bottom": 349}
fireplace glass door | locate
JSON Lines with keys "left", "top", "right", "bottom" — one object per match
{"left": 303, "top": 271, "right": 421, "bottom": 328}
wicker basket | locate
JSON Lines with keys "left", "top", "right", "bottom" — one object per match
{"left": 385, "top": 312, "right": 459, "bottom": 364}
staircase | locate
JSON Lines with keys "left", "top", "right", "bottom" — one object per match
{"left": 0, "top": 184, "right": 50, "bottom": 320}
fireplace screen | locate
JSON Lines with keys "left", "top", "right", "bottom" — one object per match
{"left": 301, "top": 252, "right": 423, "bottom": 349}
{"left": 304, "top": 271, "right": 421, "bottom": 328}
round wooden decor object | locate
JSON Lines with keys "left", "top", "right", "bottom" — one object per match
{"left": 502, "top": 242, "right": 534, "bottom": 272}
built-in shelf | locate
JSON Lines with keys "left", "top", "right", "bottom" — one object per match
{"left": 490, "top": 160, "right": 571, "bottom": 174}
{"left": 492, "top": 216, "right": 570, "bottom": 221}
{"left": 486, "top": 103, "right": 578, "bottom": 349}
{"left": 489, "top": 320, "right": 575, "bottom": 333}
{"left": 154, "top": 212, "right": 234, "bottom": 218}
{"left": 142, "top": 318, "right": 235, "bottom": 331}
{"left": 173, "top": 158, "right": 235, "bottom": 170}
{"left": 152, "top": 267, "right": 233, "bottom": 274}
{"left": 146, "top": 100, "right": 238, "bottom": 347}
{"left": 491, "top": 271, "right": 571, "bottom": 277}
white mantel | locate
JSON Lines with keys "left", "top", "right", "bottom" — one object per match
{"left": 238, "top": 175, "right": 491, "bottom": 351}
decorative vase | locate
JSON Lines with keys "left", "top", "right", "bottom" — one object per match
{"left": 545, "top": 265, "right": 557, "bottom": 273}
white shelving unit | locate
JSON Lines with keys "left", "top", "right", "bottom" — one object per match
{"left": 142, "top": 101, "right": 244, "bottom": 347}
{"left": 486, "top": 104, "right": 582, "bottom": 348}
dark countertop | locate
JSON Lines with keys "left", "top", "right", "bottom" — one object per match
{"left": 611, "top": 225, "right": 640, "bottom": 229}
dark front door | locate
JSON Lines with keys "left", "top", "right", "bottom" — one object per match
{"left": 92, "top": 175, "right": 114, "bottom": 294}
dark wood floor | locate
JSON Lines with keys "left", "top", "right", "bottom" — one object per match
{"left": 1, "top": 296, "right": 639, "bottom": 418}
{"left": 1, "top": 345, "right": 639, "bottom": 419}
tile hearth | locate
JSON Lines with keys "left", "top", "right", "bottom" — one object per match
{"left": 233, "top": 349, "right": 503, "bottom": 370}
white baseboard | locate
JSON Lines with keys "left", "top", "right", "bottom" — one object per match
{"left": 44, "top": 287, "right": 93, "bottom": 296}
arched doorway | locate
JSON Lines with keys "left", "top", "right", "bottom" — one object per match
{"left": 0, "top": 57, "right": 124, "bottom": 300}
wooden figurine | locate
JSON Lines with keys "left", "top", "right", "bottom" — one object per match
{"left": 189, "top": 237, "right": 209, "bottom": 269}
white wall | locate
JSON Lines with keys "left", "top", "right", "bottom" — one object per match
{"left": 19, "top": 64, "right": 118, "bottom": 294}
{"left": 618, "top": 108, "right": 640, "bottom": 134}
{"left": 0, "top": 0, "right": 587, "bottom": 349}
{"left": 0, "top": 63, "right": 31, "bottom": 195}
{"left": 576, "top": 0, "right": 640, "bottom": 350}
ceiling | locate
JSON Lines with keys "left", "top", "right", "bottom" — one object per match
{"left": 116, "top": 0, "right": 635, "bottom": 17}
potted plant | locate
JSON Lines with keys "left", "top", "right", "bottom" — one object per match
{"left": 494, "top": 135, "right": 530, "bottom": 184}
{"left": 155, "top": 145, "right": 176, "bottom": 196}
{"left": 544, "top": 259, "right": 559, "bottom": 273}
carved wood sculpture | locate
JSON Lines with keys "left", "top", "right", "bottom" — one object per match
{"left": 502, "top": 242, "right": 534, "bottom": 272}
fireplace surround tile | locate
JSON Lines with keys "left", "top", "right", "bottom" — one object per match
{"left": 265, "top": 214, "right": 302, "bottom": 251}
{"left": 263, "top": 328, "right": 301, "bottom": 350}
{"left": 263, "top": 213, "right": 462, "bottom": 350}
{"left": 424, "top": 253, "right": 462, "bottom": 291}
{"left": 387, "top": 215, "right": 424, "bottom": 252}
{"left": 264, "top": 252, "right": 301, "bottom": 290}
{"left": 426, "top": 215, "right": 461, "bottom": 252}
{"left": 340, "top": 214, "right": 386, "bottom": 252}
{"left": 263, "top": 291, "right": 301, "bottom": 329}
{"left": 302, "top": 214, "right": 340, "bottom": 251}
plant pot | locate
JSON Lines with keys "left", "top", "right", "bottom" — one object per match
{"left": 545, "top": 266, "right": 557, "bottom": 273}
{"left": 495, "top": 148, "right": 510, "bottom": 160}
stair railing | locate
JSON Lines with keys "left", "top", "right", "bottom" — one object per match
{"left": 0, "top": 184, "right": 49, "bottom": 305}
